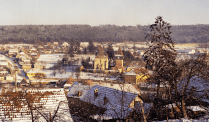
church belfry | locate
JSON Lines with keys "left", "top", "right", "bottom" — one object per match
{"left": 115, "top": 46, "right": 124, "bottom": 69}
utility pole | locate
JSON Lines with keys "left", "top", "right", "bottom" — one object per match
{"left": 14, "top": 66, "right": 18, "bottom": 91}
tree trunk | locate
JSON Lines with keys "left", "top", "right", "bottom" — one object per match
{"left": 166, "top": 107, "right": 169, "bottom": 122}
{"left": 181, "top": 96, "right": 188, "bottom": 119}
{"left": 175, "top": 80, "right": 178, "bottom": 100}
{"left": 29, "top": 107, "right": 34, "bottom": 122}
{"left": 170, "top": 105, "right": 175, "bottom": 118}
{"left": 157, "top": 81, "right": 160, "bottom": 98}
{"left": 140, "top": 101, "right": 147, "bottom": 122}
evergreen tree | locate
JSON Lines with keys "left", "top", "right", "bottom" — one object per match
{"left": 88, "top": 40, "right": 95, "bottom": 54}
{"left": 106, "top": 44, "right": 115, "bottom": 60}
{"left": 143, "top": 16, "right": 177, "bottom": 98}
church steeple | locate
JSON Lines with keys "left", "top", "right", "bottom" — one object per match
{"left": 98, "top": 45, "right": 104, "bottom": 52}
{"left": 116, "top": 46, "right": 123, "bottom": 56}
{"left": 115, "top": 46, "right": 123, "bottom": 60}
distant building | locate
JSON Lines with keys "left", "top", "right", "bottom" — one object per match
{"left": 112, "top": 46, "right": 124, "bottom": 73}
{"left": 126, "top": 60, "right": 146, "bottom": 72}
{"left": 62, "top": 42, "right": 69, "bottom": 48}
{"left": 53, "top": 42, "right": 59, "bottom": 46}
{"left": 124, "top": 70, "right": 138, "bottom": 84}
{"left": 22, "top": 64, "right": 32, "bottom": 72}
{"left": 80, "top": 42, "right": 89, "bottom": 47}
{"left": 64, "top": 77, "right": 74, "bottom": 88}
{"left": 19, "top": 78, "right": 29, "bottom": 87}
{"left": 26, "top": 69, "right": 45, "bottom": 80}
{"left": 94, "top": 46, "right": 108, "bottom": 70}
{"left": 8, "top": 48, "right": 18, "bottom": 57}
{"left": 34, "top": 62, "right": 44, "bottom": 70}
{"left": 0, "top": 75, "right": 4, "bottom": 80}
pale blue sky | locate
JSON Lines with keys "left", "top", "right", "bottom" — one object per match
{"left": 0, "top": 0, "right": 208, "bottom": 26}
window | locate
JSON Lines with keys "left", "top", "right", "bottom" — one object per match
{"left": 77, "top": 91, "right": 82, "bottom": 97}
{"left": 104, "top": 96, "right": 108, "bottom": 105}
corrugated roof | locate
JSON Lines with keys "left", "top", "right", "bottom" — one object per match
{"left": 0, "top": 88, "right": 73, "bottom": 122}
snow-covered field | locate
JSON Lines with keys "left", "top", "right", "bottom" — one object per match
{"left": 40, "top": 66, "right": 113, "bottom": 81}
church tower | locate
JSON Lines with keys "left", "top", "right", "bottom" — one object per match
{"left": 115, "top": 46, "right": 123, "bottom": 70}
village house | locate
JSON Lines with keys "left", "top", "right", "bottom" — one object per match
{"left": 22, "top": 63, "right": 32, "bottom": 72}
{"left": 19, "top": 78, "right": 29, "bottom": 87}
{"left": 44, "top": 49, "right": 52, "bottom": 54}
{"left": 64, "top": 77, "right": 74, "bottom": 88}
{"left": 0, "top": 55, "right": 6, "bottom": 61}
{"left": 124, "top": 69, "right": 149, "bottom": 84}
{"left": 16, "top": 51, "right": 32, "bottom": 65}
{"left": 26, "top": 69, "right": 46, "bottom": 80}
{"left": 34, "top": 62, "right": 44, "bottom": 70}
{"left": 8, "top": 48, "right": 19, "bottom": 57}
{"left": 80, "top": 42, "right": 89, "bottom": 47}
{"left": 0, "top": 61, "right": 8, "bottom": 67}
{"left": 21, "top": 60, "right": 32, "bottom": 72}
{"left": 0, "top": 75, "right": 4, "bottom": 80}
{"left": 37, "top": 45, "right": 45, "bottom": 54}
{"left": 53, "top": 42, "right": 59, "bottom": 46}
{"left": 126, "top": 60, "right": 146, "bottom": 72}
{"left": 67, "top": 82, "right": 142, "bottom": 121}
{"left": 0, "top": 70, "right": 8, "bottom": 76}
{"left": 5, "top": 74, "right": 13, "bottom": 81}
{"left": 124, "top": 70, "right": 138, "bottom": 84}
{"left": 62, "top": 42, "right": 69, "bottom": 48}
{"left": 29, "top": 47, "right": 37, "bottom": 53}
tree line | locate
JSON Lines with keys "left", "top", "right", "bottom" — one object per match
{"left": 0, "top": 24, "right": 209, "bottom": 44}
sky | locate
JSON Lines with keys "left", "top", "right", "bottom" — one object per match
{"left": 0, "top": 0, "right": 208, "bottom": 26}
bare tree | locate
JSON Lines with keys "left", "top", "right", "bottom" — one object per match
{"left": 176, "top": 53, "right": 209, "bottom": 118}
{"left": 75, "top": 67, "right": 81, "bottom": 80}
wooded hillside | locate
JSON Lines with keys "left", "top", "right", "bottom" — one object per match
{"left": 0, "top": 24, "right": 208, "bottom": 44}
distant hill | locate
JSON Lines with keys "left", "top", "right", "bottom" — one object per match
{"left": 0, "top": 24, "right": 208, "bottom": 44}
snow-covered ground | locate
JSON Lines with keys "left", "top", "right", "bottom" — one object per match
{"left": 36, "top": 54, "right": 64, "bottom": 63}
{"left": 39, "top": 66, "right": 116, "bottom": 81}
{"left": 154, "top": 117, "right": 209, "bottom": 122}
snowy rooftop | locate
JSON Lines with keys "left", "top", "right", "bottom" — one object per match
{"left": 26, "top": 69, "right": 46, "bottom": 74}
{"left": 0, "top": 88, "right": 73, "bottom": 122}
{"left": 124, "top": 70, "right": 137, "bottom": 75}
{"left": 36, "top": 54, "right": 64, "bottom": 62}
{"left": 68, "top": 82, "right": 141, "bottom": 119}
{"left": 19, "top": 52, "right": 25, "bottom": 55}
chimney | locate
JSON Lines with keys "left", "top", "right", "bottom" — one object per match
{"left": 94, "top": 88, "right": 98, "bottom": 98}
